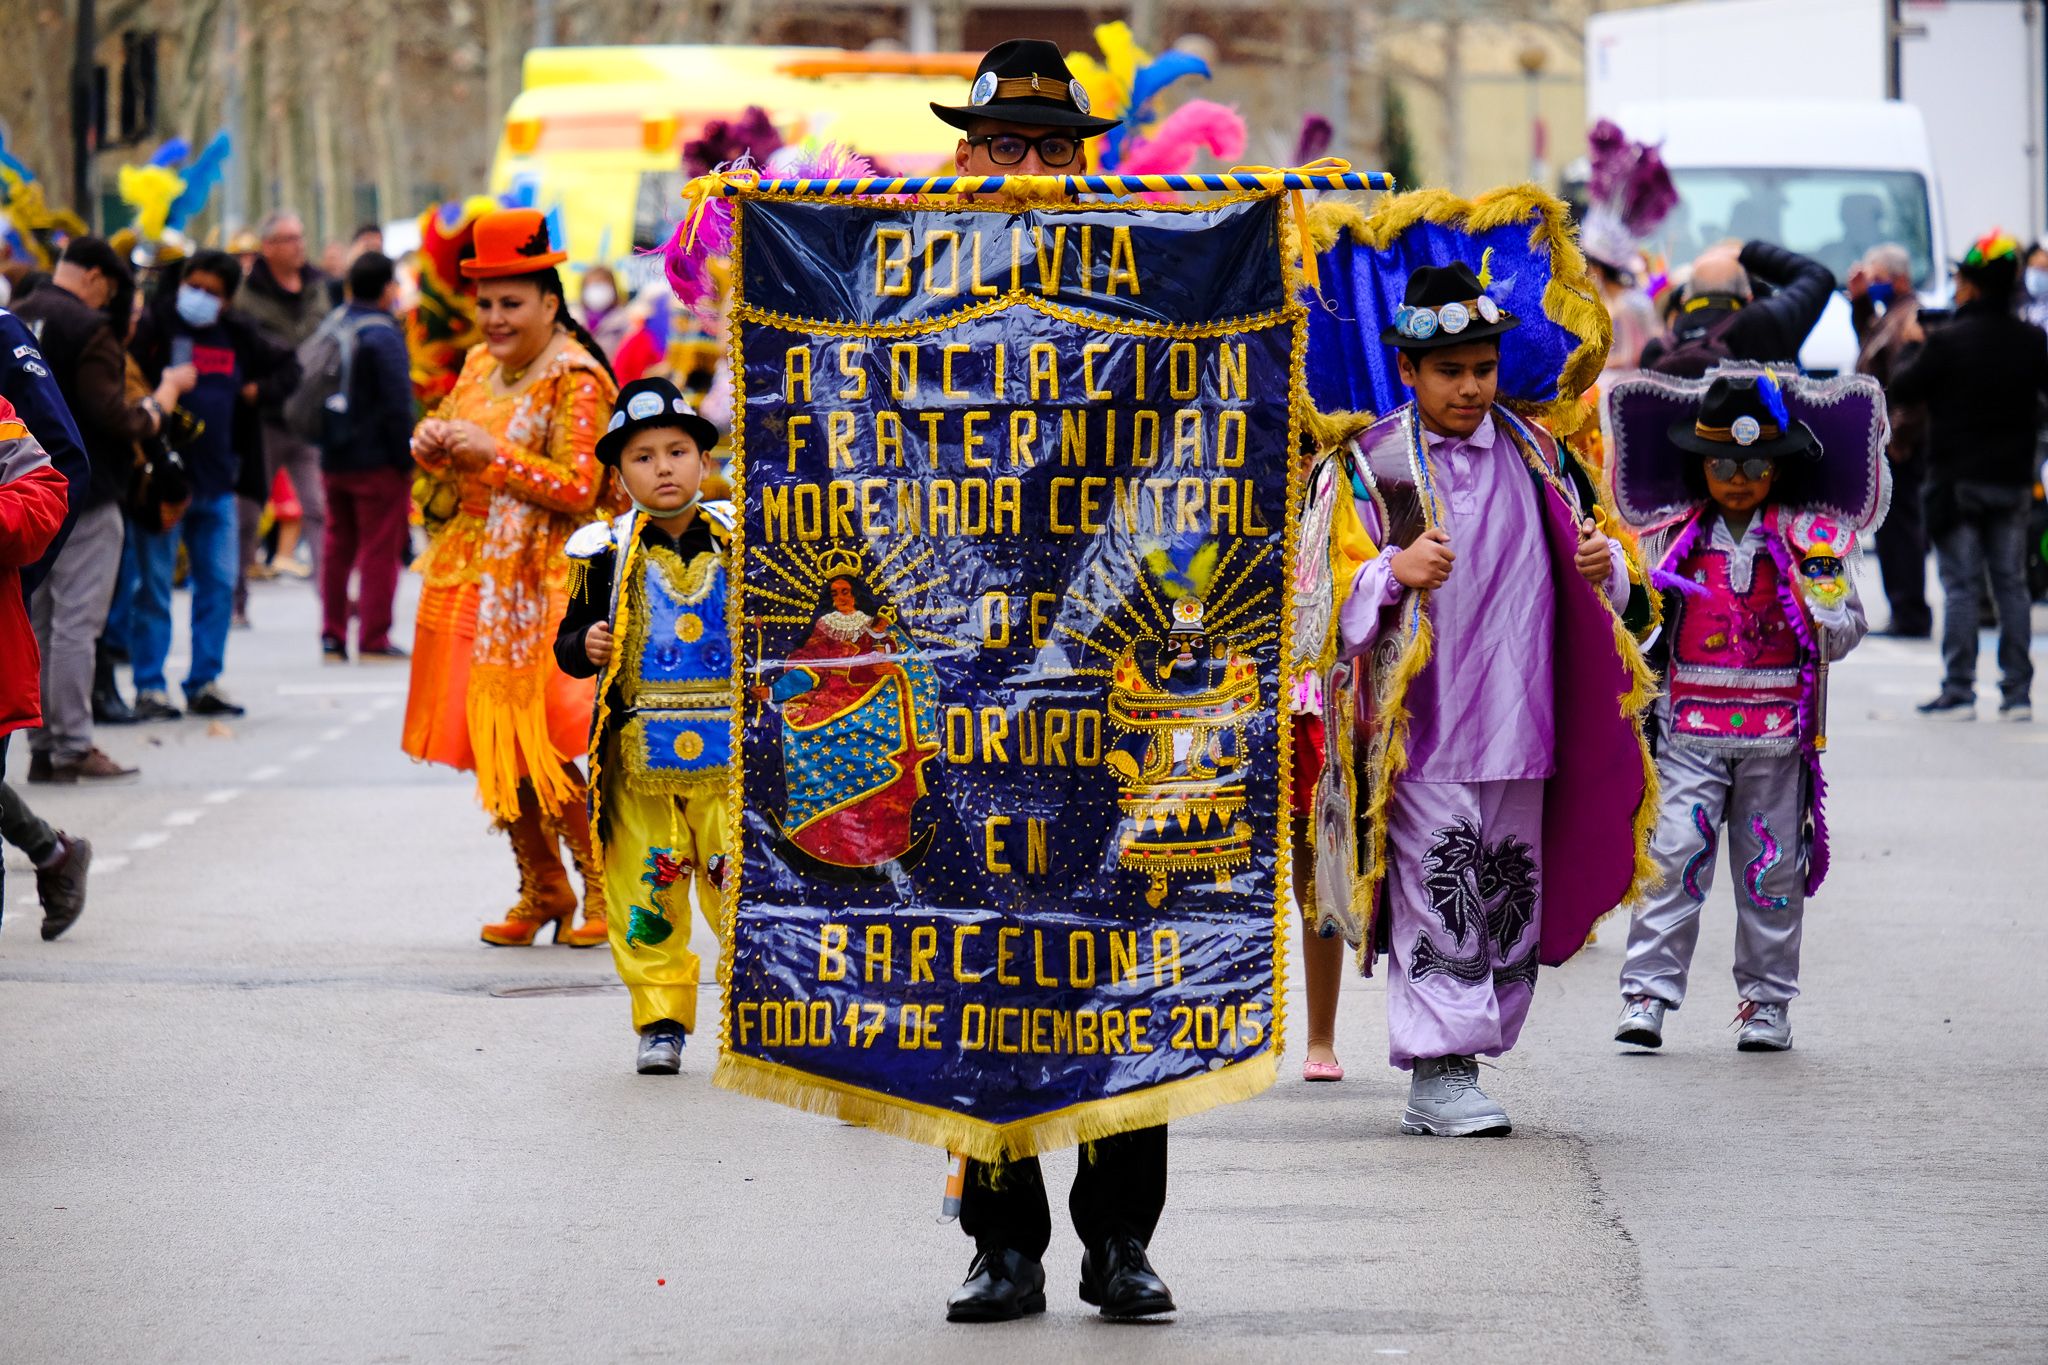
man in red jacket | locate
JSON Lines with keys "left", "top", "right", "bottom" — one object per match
{"left": 1, "top": 394, "right": 74, "bottom": 930}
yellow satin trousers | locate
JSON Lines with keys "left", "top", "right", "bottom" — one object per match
{"left": 600, "top": 773, "right": 729, "bottom": 1035}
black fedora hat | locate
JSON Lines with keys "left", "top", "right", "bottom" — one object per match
{"left": 1381, "top": 261, "right": 1519, "bottom": 349}
{"left": 931, "top": 39, "right": 1121, "bottom": 137}
{"left": 597, "top": 377, "right": 720, "bottom": 468}
{"left": 1666, "top": 371, "right": 1818, "bottom": 462}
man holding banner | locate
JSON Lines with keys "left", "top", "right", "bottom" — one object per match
{"left": 699, "top": 38, "right": 1312, "bottom": 1323}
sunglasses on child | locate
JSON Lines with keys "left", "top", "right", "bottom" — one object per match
{"left": 1705, "top": 456, "right": 1776, "bottom": 481}
{"left": 966, "top": 133, "right": 1082, "bottom": 168}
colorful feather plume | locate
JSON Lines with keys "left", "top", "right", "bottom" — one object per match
{"left": 684, "top": 107, "right": 784, "bottom": 180}
{"left": 1962, "top": 229, "right": 2020, "bottom": 267}
{"left": 1579, "top": 118, "right": 1677, "bottom": 273}
{"left": 1756, "top": 368, "right": 1790, "bottom": 431}
{"left": 659, "top": 140, "right": 875, "bottom": 320}
{"left": 1295, "top": 114, "right": 1334, "bottom": 168}
{"left": 1113, "top": 101, "right": 1247, "bottom": 182}
{"left": 1067, "top": 21, "right": 1220, "bottom": 174}
{"left": 118, "top": 163, "right": 185, "bottom": 243}
{"left": 166, "top": 132, "right": 231, "bottom": 231}
{"left": 1585, "top": 118, "right": 1677, "bottom": 239}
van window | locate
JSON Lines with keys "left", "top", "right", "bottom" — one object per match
{"left": 635, "top": 170, "right": 689, "bottom": 254}
{"left": 1660, "top": 168, "right": 1935, "bottom": 289}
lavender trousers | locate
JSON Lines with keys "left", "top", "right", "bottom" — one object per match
{"left": 1619, "top": 735, "right": 1807, "bottom": 1010}
{"left": 1385, "top": 778, "right": 1545, "bottom": 1070}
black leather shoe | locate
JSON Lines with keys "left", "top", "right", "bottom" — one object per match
{"left": 38, "top": 834, "right": 92, "bottom": 941}
{"left": 93, "top": 685, "right": 138, "bottom": 724}
{"left": 1079, "top": 1236, "right": 1176, "bottom": 1319}
{"left": 945, "top": 1247, "right": 1046, "bottom": 1323}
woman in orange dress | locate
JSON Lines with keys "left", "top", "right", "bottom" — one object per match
{"left": 406, "top": 208, "right": 621, "bottom": 946}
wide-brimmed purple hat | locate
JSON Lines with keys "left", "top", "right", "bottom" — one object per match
{"left": 1602, "top": 366, "right": 1891, "bottom": 533}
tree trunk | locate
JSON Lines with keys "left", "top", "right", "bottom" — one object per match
{"left": 364, "top": 0, "right": 406, "bottom": 224}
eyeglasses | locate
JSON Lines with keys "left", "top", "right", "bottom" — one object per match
{"left": 967, "top": 133, "right": 1081, "bottom": 168}
{"left": 1705, "top": 456, "right": 1776, "bottom": 481}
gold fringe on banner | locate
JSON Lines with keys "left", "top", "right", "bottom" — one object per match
{"left": 712, "top": 1049, "right": 1279, "bottom": 1164}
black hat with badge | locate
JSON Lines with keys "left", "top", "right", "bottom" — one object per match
{"left": 596, "top": 376, "right": 720, "bottom": 467}
{"left": 1382, "top": 261, "right": 1520, "bottom": 350}
{"left": 931, "top": 38, "right": 1121, "bottom": 137}
{"left": 1666, "top": 371, "right": 1818, "bottom": 461}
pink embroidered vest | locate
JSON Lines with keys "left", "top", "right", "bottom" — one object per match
{"left": 1666, "top": 532, "right": 1807, "bottom": 754}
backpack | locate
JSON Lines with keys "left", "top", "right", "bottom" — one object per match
{"left": 1644, "top": 308, "right": 1741, "bottom": 379}
{"left": 285, "top": 307, "right": 398, "bottom": 449}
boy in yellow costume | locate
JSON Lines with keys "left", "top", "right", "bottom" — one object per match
{"left": 554, "top": 377, "right": 734, "bottom": 1074}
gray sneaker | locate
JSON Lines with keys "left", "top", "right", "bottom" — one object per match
{"left": 636, "top": 1026, "right": 684, "bottom": 1075}
{"left": 1734, "top": 1000, "right": 1792, "bottom": 1052}
{"left": 1615, "top": 995, "right": 1667, "bottom": 1048}
{"left": 1401, "top": 1054, "right": 1510, "bottom": 1136}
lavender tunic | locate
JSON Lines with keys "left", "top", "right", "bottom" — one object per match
{"left": 1338, "top": 413, "right": 1627, "bottom": 782}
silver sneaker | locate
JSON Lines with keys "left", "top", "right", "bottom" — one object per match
{"left": 1734, "top": 1000, "right": 1792, "bottom": 1052}
{"left": 636, "top": 1028, "right": 684, "bottom": 1074}
{"left": 1615, "top": 995, "right": 1667, "bottom": 1049}
{"left": 1401, "top": 1054, "right": 1511, "bottom": 1136}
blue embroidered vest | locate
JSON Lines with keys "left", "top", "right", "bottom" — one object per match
{"left": 610, "top": 513, "right": 733, "bottom": 790}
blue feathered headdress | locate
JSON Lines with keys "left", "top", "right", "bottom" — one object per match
{"left": 1302, "top": 187, "right": 1612, "bottom": 436}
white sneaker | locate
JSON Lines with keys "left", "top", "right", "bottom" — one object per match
{"left": 1998, "top": 702, "right": 2032, "bottom": 723}
{"left": 1615, "top": 995, "right": 1667, "bottom": 1049}
{"left": 1401, "top": 1055, "right": 1511, "bottom": 1136}
{"left": 1734, "top": 1000, "right": 1792, "bottom": 1052}
{"left": 636, "top": 1026, "right": 684, "bottom": 1074}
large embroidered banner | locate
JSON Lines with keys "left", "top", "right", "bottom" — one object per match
{"left": 715, "top": 193, "right": 1305, "bottom": 1160}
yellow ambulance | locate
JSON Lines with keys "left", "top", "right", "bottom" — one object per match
{"left": 487, "top": 45, "right": 974, "bottom": 289}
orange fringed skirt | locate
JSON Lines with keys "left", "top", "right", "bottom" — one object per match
{"left": 402, "top": 579, "right": 594, "bottom": 812}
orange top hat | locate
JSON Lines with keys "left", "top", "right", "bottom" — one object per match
{"left": 460, "top": 207, "right": 567, "bottom": 278}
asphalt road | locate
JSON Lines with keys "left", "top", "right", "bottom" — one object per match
{"left": 2, "top": 569, "right": 2044, "bottom": 1364}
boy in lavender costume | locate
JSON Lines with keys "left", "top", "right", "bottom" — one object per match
{"left": 1336, "top": 263, "right": 1653, "bottom": 1135}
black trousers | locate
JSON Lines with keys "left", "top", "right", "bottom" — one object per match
{"left": 1875, "top": 454, "right": 1932, "bottom": 635}
{"left": 958, "top": 1124, "right": 1167, "bottom": 1260}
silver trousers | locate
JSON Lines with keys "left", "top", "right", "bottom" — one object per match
{"left": 1619, "top": 737, "right": 1808, "bottom": 1009}
{"left": 28, "top": 499, "right": 124, "bottom": 761}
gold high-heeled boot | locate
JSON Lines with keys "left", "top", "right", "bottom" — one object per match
{"left": 546, "top": 782, "right": 609, "bottom": 949}
{"left": 480, "top": 786, "right": 578, "bottom": 946}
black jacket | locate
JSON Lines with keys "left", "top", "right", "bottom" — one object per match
{"left": 1642, "top": 240, "right": 1836, "bottom": 372}
{"left": 235, "top": 258, "right": 331, "bottom": 421}
{"left": 321, "top": 304, "right": 416, "bottom": 475}
{"left": 10, "top": 282, "right": 154, "bottom": 508}
{"left": 1888, "top": 300, "right": 2048, "bottom": 490}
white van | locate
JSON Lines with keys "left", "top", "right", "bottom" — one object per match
{"left": 1607, "top": 99, "right": 1947, "bottom": 376}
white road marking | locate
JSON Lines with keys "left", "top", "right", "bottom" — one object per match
{"left": 163, "top": 809, "right": 204, "bottom": 828}
{"left": 371, "top": 695, "right": 400, "bottom": 712}
{"left": 274, "top": 681, "right": 408, "bottom": 697}
{"left": 93, "top": 855, "right": 130, "bottom": 875}
{"left": 203, "top": 788, "right": 243, "bottom": 805}
{"left": 247, "top": 765, "right": 283, "bottom": 782}
{"left": 288, "top": 745, "right": 318, "bottom": 761}
{"left": 129, "top": 831, "right": 170, "bottom": 851}
{"left": 348, "top": 710, "right": 375, "bottom": 725}
{"left": 319, "top": 727, "right": 347, "bottom": 742}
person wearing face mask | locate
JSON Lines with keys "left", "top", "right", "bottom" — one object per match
{"left": 575, "top": 265, "right": 634, "bottom": 363}
{"left": 1847, "top": 242, "right": 1933, "bottom": 638}
{"left": 2021, "top": 243, "right": 2048, "bottom": 330}
{"left": 127, "top": 251, "right": 300, "bottom": 720}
